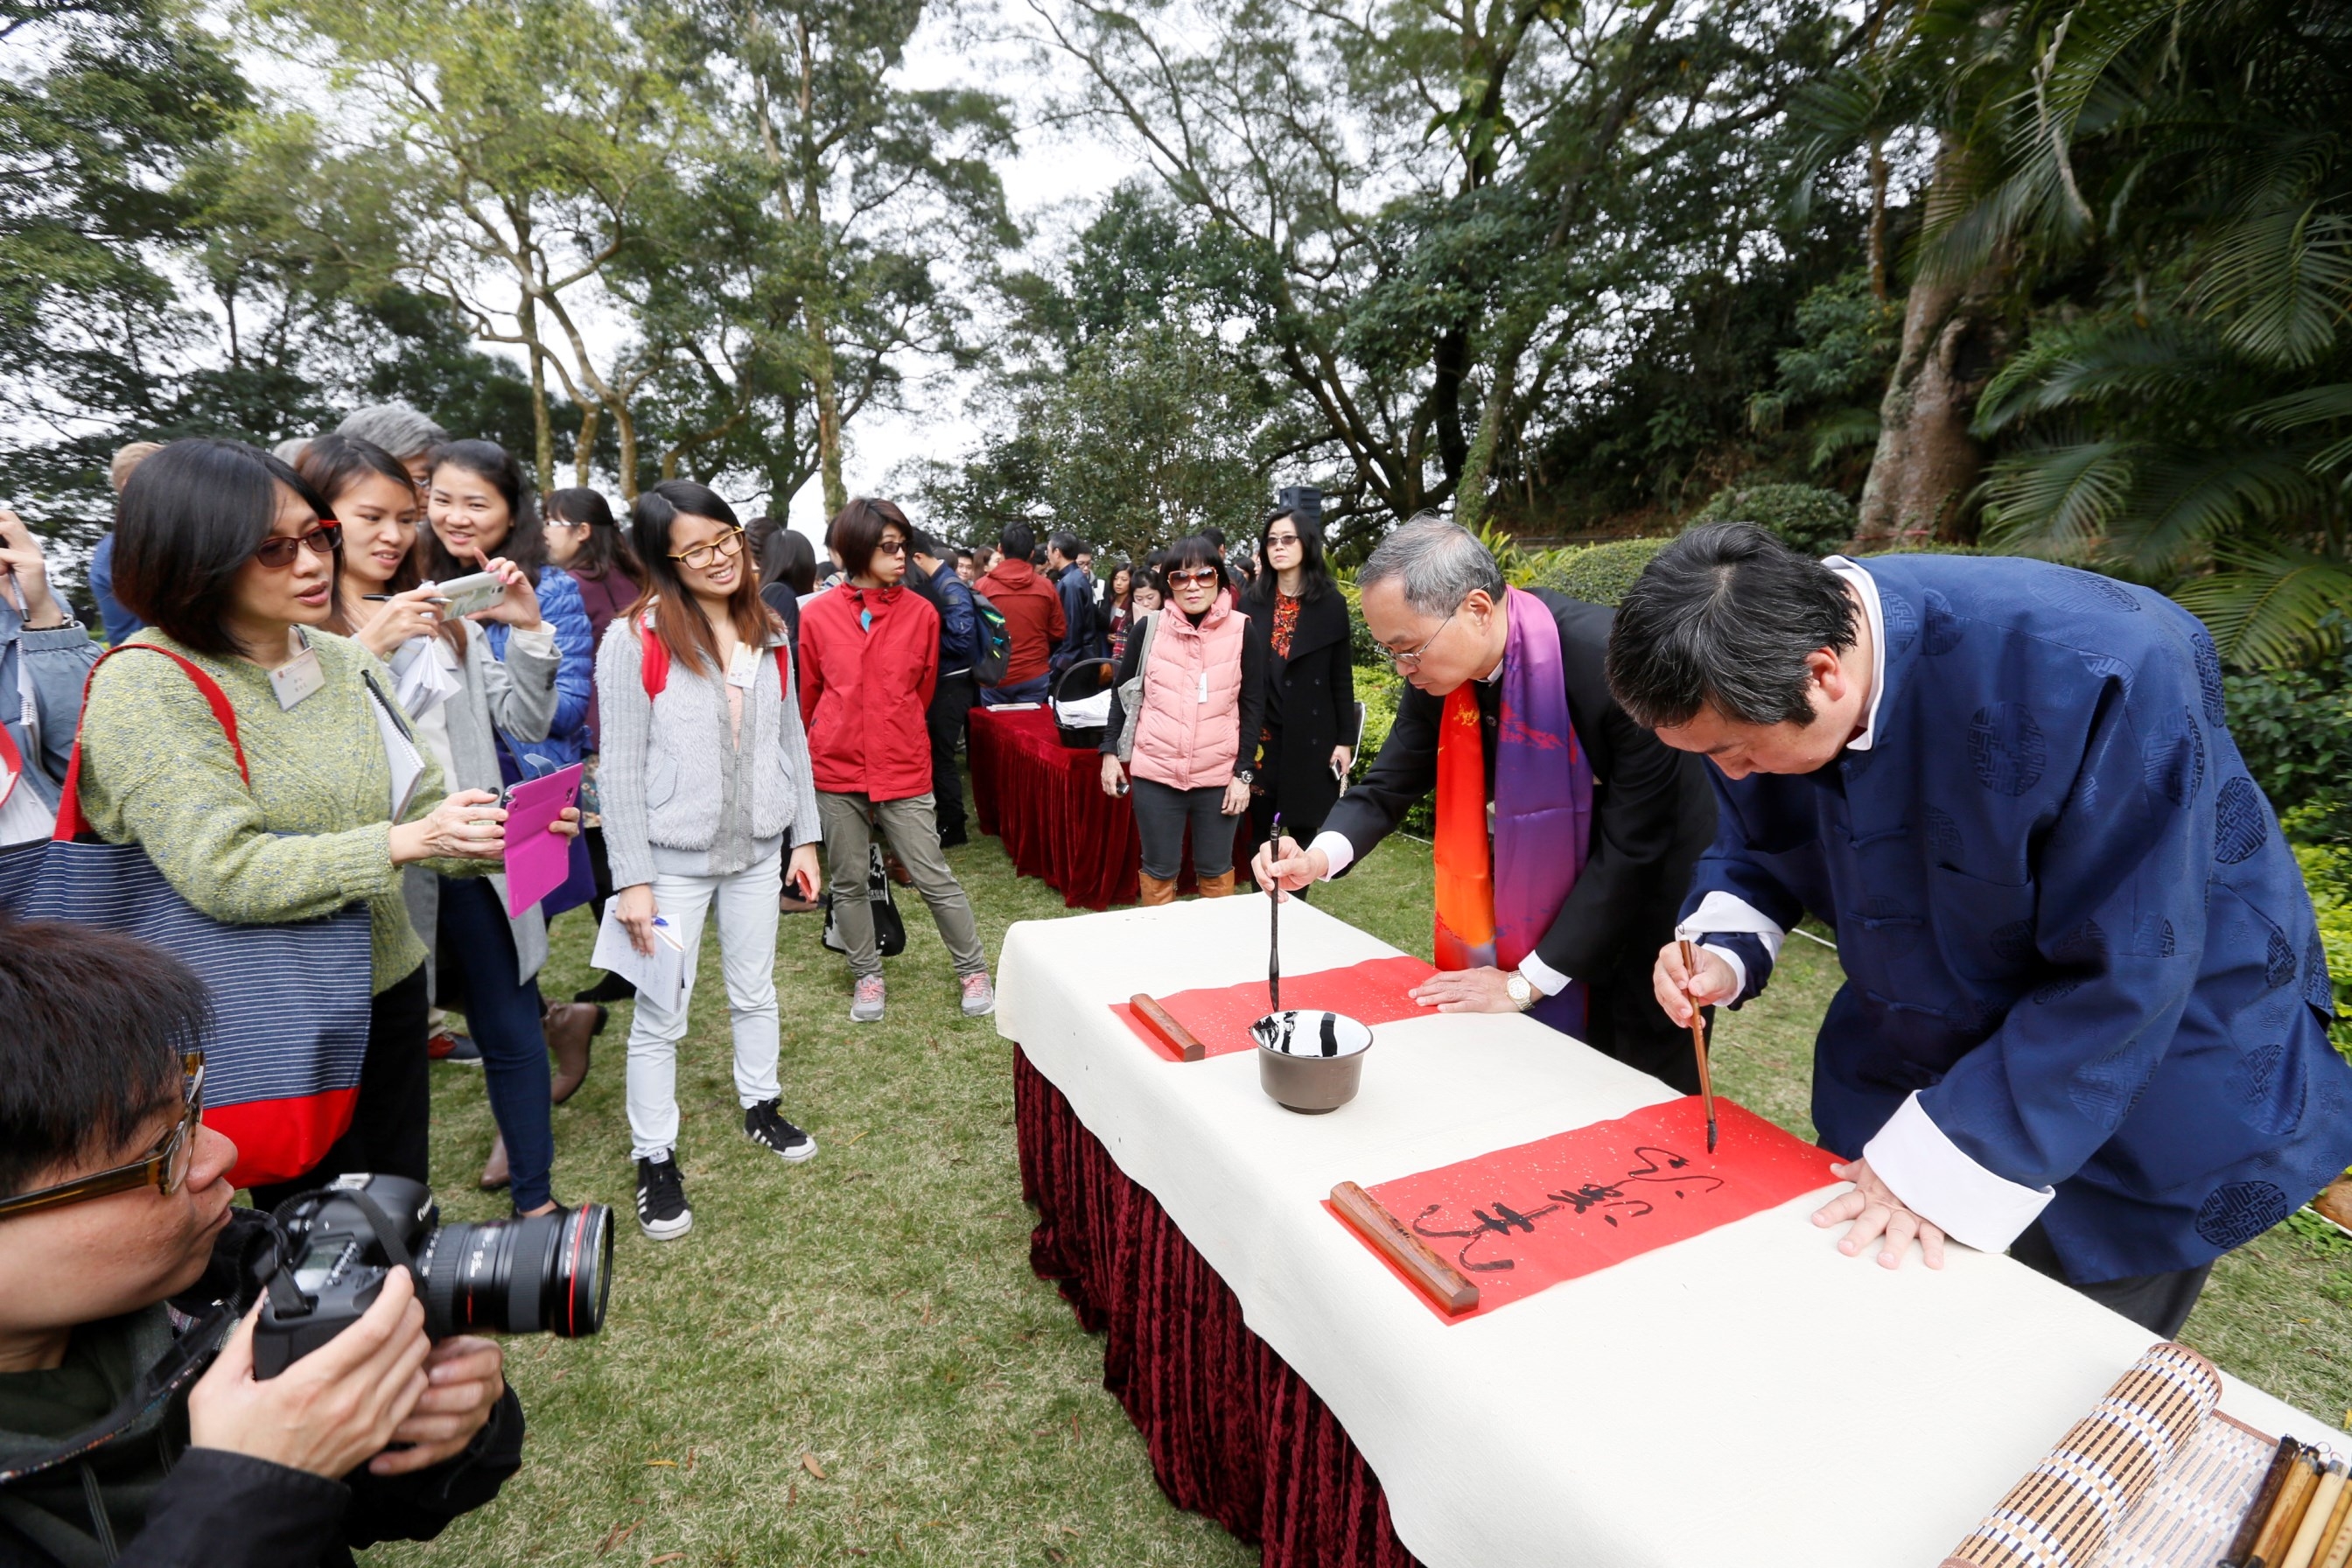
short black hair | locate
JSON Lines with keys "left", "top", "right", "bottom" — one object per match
{"left": 830, "top": 496, "right": 912, "bottom": 581}
{"left": 1155, "top": 534, "right": 1228, "bottom": 596}
{"left": 0, "top": 918, "right": 208, "bottom": 1195}
{"left": 908, "top": 526, "right": 941, "bottom": 558}
{"left": 547, "top": 486, "right": 644, "bottom": 580}
{"left": 1605, "top": 522, "right": 1859, "bottom": 729}
{"left": 115, "top": 438, "right": 338, "bottom": 660}
{"left": 999, "top": 521, "right": 1036, "bottom": 562}
{"left": 1046, "top": 530, "right": 1083, "bottom": 564}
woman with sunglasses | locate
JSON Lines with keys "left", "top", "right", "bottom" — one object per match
{"left": 1240, "top": 494, "right": 1354, "bottom": 857}
{"left": 799, "top": 498, "right": 994, "bottom": 1025}
{"left": 1098, "top": 536, "right": 1270, "bottom": 905}
{"left": 71, "top": 439, "right": 562, "bottom": 1206}
{"left": 599, "top": 481, "right": 826, "bottom": 1241}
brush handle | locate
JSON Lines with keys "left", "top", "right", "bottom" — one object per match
{"left": 1267, "top": 812, "right": 1283, "bottom": 1012}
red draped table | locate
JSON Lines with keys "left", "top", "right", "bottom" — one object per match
{"left": 994, "top": 898, "right": 2331, "bottom": 1567}
{"left": 968, "top": 704, "right": 1249, "bottom": 910}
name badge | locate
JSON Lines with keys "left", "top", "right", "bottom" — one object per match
{"left": 726, "top": 643, "right": 757, "bottom": 690}
{"left": 270, "top": 628, "right": 326, "bottom": 710}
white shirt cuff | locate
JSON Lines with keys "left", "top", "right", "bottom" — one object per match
{"left": 508, "top": 625, "right": 558, "bottom": 655}
{"left": 1516, "top": 952, "right": 1570, "bottom": 997}
{"left": 1860, "top": 1092, "right": 2054, "bottom": 1253}
{"left": 1675, "top": 890, "right": 1788, "bottom": 961}
{"left": 1307, "top": 829, "right": 1354, "bottom": 880}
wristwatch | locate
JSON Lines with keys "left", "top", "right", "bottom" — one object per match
{"left": 1504, "top": 972, "right": 1535, "bottom": 1010}
{"left": 1232, "top": 769, "right": 1253, "bottom": 785}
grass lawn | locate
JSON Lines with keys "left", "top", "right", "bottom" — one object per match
{"left": 379, "top": 819, "right": 2349, "bottom": 1568}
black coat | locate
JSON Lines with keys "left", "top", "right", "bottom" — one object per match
{"left": 1242, "top": 586, "right": 1355, "bottom": 842}
{"left": 0, "top": 1212, "right": 523, "bottom": 1568}
{"left": 1322, "top": 588, "right": 1718, "bottom": 1091}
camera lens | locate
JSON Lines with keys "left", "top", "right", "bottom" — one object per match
{"left": 417, "top": 1203, "right": 613, "bottom": 1338}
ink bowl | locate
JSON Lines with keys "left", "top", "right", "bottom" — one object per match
{"left": 1251, "top": 1011, "right": 1373, "bottom": 1114}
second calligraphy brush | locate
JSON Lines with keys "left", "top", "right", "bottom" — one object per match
{"left": 1267, "top": 811, "right": 1283, "bottom": 1013}
{"left": 1678, "top": 938, "right": 1718, "bottom": 1153}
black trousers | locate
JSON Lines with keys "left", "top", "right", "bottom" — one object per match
{"left": 2008, "top": 1220, "right": 2213, "bottom": 1337}
{"left": 928, "top": 669, "right": 976, "bottom": 839}
{"left": 250, "top": 962, "right": 431, "bottom": 1210}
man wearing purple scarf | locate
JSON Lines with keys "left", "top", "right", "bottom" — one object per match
{"left": 1254, "top": 517, "right": 1718, "bottom": 1093}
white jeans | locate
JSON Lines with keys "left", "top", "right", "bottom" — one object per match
{"left": 625, "top": 845, "right": 783, "bottom": 1159}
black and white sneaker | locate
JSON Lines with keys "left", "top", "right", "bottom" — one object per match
{"left": 634, "top": 1153, "right": 693, "bottom": 1240}
{"left": 744, "top": 1099, "right": 818, "bottom": 1163}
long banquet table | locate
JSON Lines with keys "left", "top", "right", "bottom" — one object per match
{"left": 968, "top": 704, "right": 1251, "bottom": 909}
{"left": 995, "top": 895, "right": 2331, "bottom": 1567}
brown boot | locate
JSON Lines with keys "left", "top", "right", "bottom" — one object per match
{"left": 1198, "top": 870, "right": 1237, "bottom": 899}
{"left": 480, "top": 1133, "right": 510, "bottom": 1192}
{"left": 1138, "top": 872, "right": 1178, "bottom": 906}
{"left": 544, "top": 1001, "right": 605, "bottom": 1104}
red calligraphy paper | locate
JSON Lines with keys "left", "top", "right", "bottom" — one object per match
{"left": 1332, "top": 1096, "right": 1839, "bottom": 1321}
{"left": 1111, "top": 956, "right": 1440, "bottom": 1061}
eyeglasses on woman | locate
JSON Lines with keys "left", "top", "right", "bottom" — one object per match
{"left": 253, "top": 524, "right": 342, "bottom": 570}
{"left": 669, "top": 528, "right": 746, "bottom": 570}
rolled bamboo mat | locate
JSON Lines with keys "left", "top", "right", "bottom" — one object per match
{"left": 1943, "top": 1343, "right": 2225, "bottom": 1568}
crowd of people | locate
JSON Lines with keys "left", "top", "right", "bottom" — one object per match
{"left": 6, "top": 403, "right": 2351, "bottom": 1565}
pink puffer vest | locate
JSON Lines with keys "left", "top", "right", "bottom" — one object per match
{"left": 1130, "top": 593, "right": 1248, "bottom": 791}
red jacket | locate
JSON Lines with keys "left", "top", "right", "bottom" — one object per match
{"left": 798, "top": 584, "right": 940, "bottom": 800}
{"left": 974, "top": 560, "right": 1065, "bottom": 685}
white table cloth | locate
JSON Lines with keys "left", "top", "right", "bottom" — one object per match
{"left": 997, "top": 896, "right": 2333, "bottom": 1568}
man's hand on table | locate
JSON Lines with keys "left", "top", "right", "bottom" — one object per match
{"left": 1251, "top": 834, "right": 1326, "bottom": 900}
{"left": 1651, "top": 940, "right": 1739, "bottom": 1026}
{"left": 1410, "top": 965, "right": 1525, "bottom": 1013}
{"left": 1814, "top": 1156, "right": 1946, "bottom": 1270}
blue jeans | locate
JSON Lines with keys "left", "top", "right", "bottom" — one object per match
{"left": 437, "top": 875, "right": 554, "bottom": 1211}
{"left": 979, "top": 673, "right": 1049, "bottom": 706}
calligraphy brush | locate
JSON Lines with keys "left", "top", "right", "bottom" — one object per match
{"left": 1267, "top": 811, "right": 1283, "bottom": 1013}
{"left": 1678, "top": 938, "right": 1717, "bottom": 1153}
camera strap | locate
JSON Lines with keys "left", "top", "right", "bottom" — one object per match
{"left": 337, "top": 1192, "right": 418, "bottom": 1276}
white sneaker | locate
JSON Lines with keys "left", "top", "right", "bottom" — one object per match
{"left": 961, "top": 972, "right": 997, "bottom": 1017}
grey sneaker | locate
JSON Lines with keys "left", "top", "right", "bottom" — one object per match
{"left": 850, "top": 973, "right": 886, "bottom": 1023}
{"left": 960, "top": 972, "right": 997, "bottom": 1018}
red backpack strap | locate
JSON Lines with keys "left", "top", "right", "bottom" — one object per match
{"left": 638, "top": 615, "right": 669, "bottom": 697}
{"left": 53, "top": 644, "right": 248, "bottom": 842}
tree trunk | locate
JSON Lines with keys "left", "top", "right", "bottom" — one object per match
{"left": 1858, "top": 148, "right": 2004, "bottom": 546}
{"left": 807, "top": 304, "right": 845, "bottom": 519}
{"left": 612, "top": 400, "right": 639, "bottom": 501}
{"left": 573, "top": 403, "right": 599, "bottom": 487}
{"left": 521, "top": 302, "right": 554, "bottom": 494}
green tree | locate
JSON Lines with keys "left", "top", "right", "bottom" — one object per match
{"left": 1919, "top": 0, "right": 2352, "bottom": 666}
{"left": 1033, "top": 0, "right": 1863, "bottom": 533}
{"left": 0, "top": 0, "right": 248, "bottom": 541}
{"left": 1032, "top": 308, "right": 1273, "bottom": 560}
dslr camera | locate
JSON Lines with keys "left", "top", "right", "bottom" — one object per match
{"left": 253, "top": 1173, "right": 613, "bottom": 1378}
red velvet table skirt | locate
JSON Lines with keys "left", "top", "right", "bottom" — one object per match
{"left": 1013, "top": 1046, "right": 1424, "bottom": 1568}
{"left": 969, "top": 705, "right": 1251, "bottom": 911}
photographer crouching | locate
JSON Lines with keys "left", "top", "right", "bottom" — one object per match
{"left": 0, "top": 920, "right": 549, "bottom": 1566}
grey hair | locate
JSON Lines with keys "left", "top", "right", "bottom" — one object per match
{"left": 270, "top": 437, "right": 312, "bottom": 467}
{"left": 336, "top": 403, "right": 448, "bottom": 461}
{"left": 1357, "top": 513, "right": 1505, "bottom": 618}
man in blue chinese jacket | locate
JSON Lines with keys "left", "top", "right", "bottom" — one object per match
{"left": 1604, "top": 522, "right": 2352, "bottom": 1335}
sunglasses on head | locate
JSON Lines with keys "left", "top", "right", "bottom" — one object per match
{"left": 0, "top": 1055, "right": 206, "bottom": 1221}
{"left": 253, "top": 523, "right": 341, "bottom": 570}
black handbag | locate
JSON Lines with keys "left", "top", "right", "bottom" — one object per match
{"left": 821, "top": 843, "right": 907, "bottom": 958}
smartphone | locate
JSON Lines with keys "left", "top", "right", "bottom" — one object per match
{"left": 432, "top": 570, "right": 508, "bottom": 618}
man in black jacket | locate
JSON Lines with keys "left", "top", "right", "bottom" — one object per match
{"left": 1044, "top": 531, "right": 1102, "bottom": 672}
{"left": 0, "top": 920, "right": 522, "bottom": 1568}
{"left": 1253, "top": 517, "right": 1718, "bottom": 1091}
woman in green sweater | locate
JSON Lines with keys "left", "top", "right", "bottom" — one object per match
{"left": 75, "top": 438, "right": 570, "bottom": 1205}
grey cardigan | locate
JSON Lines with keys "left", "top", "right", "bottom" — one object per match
{"left": 398, "top": 622, "right": 562, "bottom": 984}
{"left": 596, "top": 613, "right": 822, "bottom": 891}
